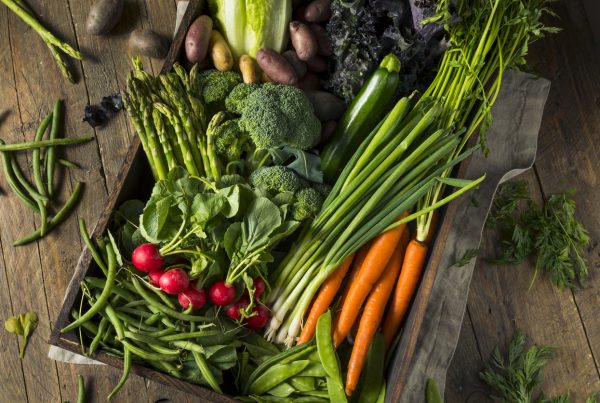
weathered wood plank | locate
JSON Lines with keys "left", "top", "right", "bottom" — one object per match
{"left": 467, "top": 172, "right": 599, "bottom": 400}
{"left": 527, "top": 0, "right": 600, "bottom": 380}
{"left": 445, "top": 313, "right": 490, "bottom": 403}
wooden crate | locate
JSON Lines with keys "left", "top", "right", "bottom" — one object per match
{"left": 49, "top": 0, "right": 462, "bottom": 400}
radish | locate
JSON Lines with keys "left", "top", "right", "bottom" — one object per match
{"left": 148, "top": 270, "right": 164, "bottom": 286}
{"left": 209, "top": 280, "right": 236, "bottom": 306}
{"left": 178, "top": 287, "right": 206, "bottom": 310}
{"left": 132, "top": 243, "right": 164, "bottom": 273}
{"left": 159, "top": 268, "right": 189, "bottom": 295}
{"left": 225, "top": 300, "right": 248, "bottom": 321}
{"left": 245, "top": 304, "right": 270, "bottom": 329}
{"left": 253, "top": 277, "right": 266, "bottom": 299}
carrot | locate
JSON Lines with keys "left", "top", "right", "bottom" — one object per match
{"left": 381, "top": 238, "right": 429, "bottom": 348}
{"left": 334, "top": 241, "right": 371, "bottom": 316}
{"left": 333, "top": 211, "right": 409, "bottom": 347}
{"left": 296, "top": 253, "right": 355, "bottom": 345}
{"left": 345, "top": 234, "right": 408, "bottom": 396}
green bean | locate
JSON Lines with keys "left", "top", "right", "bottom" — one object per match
{"left": 158, "top": 328, "right": 221, "bottom": 343}
{"left": 0, "top": 143, "right": 39, "bottom": 211}
{"left": 130, "top": 276, "right": 213, "bottom": 322}
{"left": 142, "top": 279, "right": 177, "bottom": 310}
{"left": 107, "top": 346, "right": 131, "bottom": 401}
{"left": 103, "top": 326, "right": 115, "bottom": 343}
{"left": 121, "top": 340, "right": 179, "bottom": 361}
{"left": 143, "top": 311, "right": 162, "bottom": 326}
{"left": 170, "top": 340, "right": 205, "bottom": 354}
{"left": 89, "top": 316, "right": 109, "bottom": 356}
{"left": 10, "top": 158, "right": 49, "bottom": 202}
{"left": 0, "top": 136, "right": 94, "bottom": 151}
{"left": 426, "top": 378, "right": 442, "bottom": 403}
{"left": 86, "top": 277, "right": 136, "bottom": 301}
{"left": 46, "top": 100, "right": 61, "bottom": 196}
{"left": 57, "top": 158, "right": 81, "bottom": 169}
{"left": 62, "top": 244, "right": 115, "bottom": 333}
{"left": 79, "top": 219, "right": 108, "bottom": 275}
{"left": 129, "top": 326, "right": 175, "bottom": 338}
{"left": 249, "top": 360, "right": 310, "bottom": 395}
{"left": 114, "top": 311, "right": 159, "bottom": 332}
{"left": 70, "top": 309, "right": 99, "bottom": 334}
{"left": 32, "top": 112, "right": 51, "bottom": 205}
{"left": 117, "top": 307, "right": 155, "bottom": 319}
{"left": 146, "top": 304, "right": 176, "bottom": 328}
{"left": 122, "top": 300, "right": 149, "bottom": 308}
{"left": 192, "top": 351, "right": 222, "bottom": 393}
{"left": 76, "top": 374, "right": 85, "bottom": 403}
{"left": 146, "top": 341, "right": 183, "bottom": 356}
{"left": 14, "top": 181, "right": 84, "bottom": 246}
{"left": 104, "top": 304, "right": 125, "bottom": 340}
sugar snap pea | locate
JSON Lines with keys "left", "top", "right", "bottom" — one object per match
{"left": 193, "top": 351, "right": 222, "bottom": 393}
{"left": 249, "top": 360, "right": 310, "bottom": 396}
{"left": 62, "top": 242, "right": 116, "bottom": 333}
{"left": 315, "top": 311, "right": 347, "bottom": 403}
{"left": 14, "top": 181, "right": 84, "bottom": 246}
{"left": 288, "top": 376, "right": 316, "bottom": 392}
{"left": 296, "top": 362, "right": 327, "bottom": 378}
{"left": 266, "top": 382, "right": 295, "bottom": 398}
{"left": 107, "top": 346, "right": 131, "bottom": 401}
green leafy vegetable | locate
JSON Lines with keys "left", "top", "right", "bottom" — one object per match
{"left": 488, "top": 181, "right": 591, "bottom": 289}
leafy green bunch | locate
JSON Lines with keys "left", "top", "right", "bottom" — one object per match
{"left": 488, "top": 181, "right": 591, "bottom": 289}
{"left": 126, "top": 168, "right": 303, "bottom": 308}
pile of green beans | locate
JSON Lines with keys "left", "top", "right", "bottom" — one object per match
{"left": 0, "top": 100, "right": 91, "bottom": 246}
{"left": 124, "top": 58, "right": 218, "bottom": 181}
{"left": 239, "top": 311, "right": 348, "bottom": 403}
{"left": 63, "top": 220, "right": 240, "bottom": 400}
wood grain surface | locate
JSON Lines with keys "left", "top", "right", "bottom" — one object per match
{"left": 0, "top": 0, "right": 598, "bottom": 402}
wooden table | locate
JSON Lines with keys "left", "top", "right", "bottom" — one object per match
{"left": 0, "top": 1, "right": 597, "bottom": 402}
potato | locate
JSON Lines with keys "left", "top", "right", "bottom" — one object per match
{"left": 303, "top": 0, "right": 332, "bottom": 23}
{"left": 86, "top": 0, "right": 124, "bottom": 35}
{"left": 309, "top": 23, "right": 332, "bottom": 57}
{"left": 289, "top": 21, "right": 318, "bottom": 61}
{"left": 304, "top": 90, "right": 346, "bottom": 121}
{"left": 306, "top": 55, "right": 328, "bottom": 74}
{"left": 128, "top": 29, "right": 168, "bottom": 59}
{"left": 185, "top": 15, "right": 213, "bottom": 64}
{"left": 209, "top": 30, "right": 234, "bottom": 71}
{"left": 282, "top": 50, "right": 307, "bottom": 78}
{"left": 256, "top": 48, "right": 298, "bottom": 86}
{"left": 240, "top": 55, "right": 260, "bottom": 83}
{"left": 297, "top": 73, "right": 321, "bottom": 91}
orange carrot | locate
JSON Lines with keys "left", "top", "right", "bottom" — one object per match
{"left": 296, "top": 253, "right": 355, "bottom": 345}
{"left": 345, "top": 235, "right": 407, "bottom": 396}
{"left": 381, "top": 238, "right": 429, "bottom": 348}
{"left": 333, "top": 211, "right": 409, "bottom": 347}
{"left": 334, "top": 241, "right": 371, "bottom": 317}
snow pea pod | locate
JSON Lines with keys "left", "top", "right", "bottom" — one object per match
{"left": 192, "top": 351, "right": 222, "bottom": 393}
{"left": 296, "top": 362, "right": 327, "bottom": 378}
{"left": 315, "top": 311, "right": 347, "bottom": 403}
{"left": 62, "top": 242, "right": 116, "bottom": 333}
{"left": 357, "top": 333, "right": 385, "bottom": 403}
{"left": 249, "top": 360, "right": 310, "bottom": 395}
{"left": 266, "top": 382, "right": 295, "bottom": 398}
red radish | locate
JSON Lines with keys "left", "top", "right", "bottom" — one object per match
{"left": 178, "top": 287, "right": 206, "bottom": 310}
{"left": 225, "top": 300, "right": 248, "bottom": 321}
{"left": 245, "top": 304, "right": 270, "bottom": 329}
{"left": 253, "top": 277, "right": 266, "bottom": 299}
{"left": 159, "top": 268, "right": 190, "bottom": 295}
{"left": 209, "top": 280, "right": 236, "bottom": 306}
{"left": 148, "top": 270, "right": 164, "bottom": 286}
{"left": 132, "top": 243, "right": 164, "bottom": 273}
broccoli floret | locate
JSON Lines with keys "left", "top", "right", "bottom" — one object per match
{"left": 198, "top": 70, "right": 243, "bottom": 107}
{"left": 212, "top": 118, "right": 251, "bottom": 161}
{"left": 236, "top": 83, "right": 321, "bottom": 150}
{"left": 292, "top": 188, "right": 324, "bottom": 221}
{"left": 250, "top": 166, "right": 306, "bottom": 193}
{"left": 312, "top": 183, "right": 332, "bottom": 199}
{"left": 225, "top": 83, "right": 260, "bottom": 114}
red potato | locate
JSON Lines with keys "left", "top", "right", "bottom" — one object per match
{"left": 309, "top": 23, "right": 333, "bottom": 56}
{"left": 282, "top": 50, "right": 307, "bottom": 78}
{"left": 256, "top": 48, "right": 298, "bottom": 86}
{"left": 297, "top": 73, "right": 321, "bottom": 91}
{"left": 289, "top": 21, "right": 318, "bottom": 61}
{"left": 306, "top": 55, "right": 328, "bottom": 74}
{"left": 185, "top": 15, "right": 213, "bottom": 64}
{"left": 304, "top": 90, "right": 346, "bottom": 121}
{"left": 303, "top": 0, "right": 332, "bottom": 23}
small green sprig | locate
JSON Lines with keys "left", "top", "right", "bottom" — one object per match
{"left": 487, "top": 181, "right": 591, "bottom": 289}
{"left": 4, "top": 310, "right": 38, "bottom": 358}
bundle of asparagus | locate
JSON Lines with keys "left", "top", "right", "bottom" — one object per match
{"left": 1, "top": 0, "right": 83, "bottom": 82}
{"left": 124, "top": 58, "right": 219, "bottom": 181}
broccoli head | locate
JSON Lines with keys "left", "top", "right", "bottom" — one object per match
{"left": 212, "top": 118, "right": 251, "bottom": 161}
{"left": 312, "top": 183, "right": 332, "bottom": 199}
{"left": 235, "top": 83, "right": 321, "bottom": 150}
{"left": 292, "top": 187, "right": 324, "bottom": 221}
{"left": 198, "top": 70, "right": 243, "bottom": 107}
{"left": 225, "top": 83, "right": 260, "bottom": 114}
{"left": 250, "top": 166, "right": 306, "bottom": 193}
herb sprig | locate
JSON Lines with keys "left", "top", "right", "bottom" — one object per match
{"left": 487, "top": 181, "right": 591, "bottom": 289}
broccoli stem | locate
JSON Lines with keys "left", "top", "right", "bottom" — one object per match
{"left": 1, "top": 0, "right": 82, "bottom": 82}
